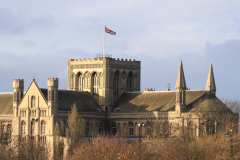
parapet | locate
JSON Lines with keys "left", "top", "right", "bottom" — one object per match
{"left": 47, "top": 78, "right": 59, "bottom": 87}
{"left": 13, "top": 79, "right": 24, "bottom": 87}
{"left": 69, "top": 57, "right": 102, "bottom": 62}
{"left": 48, "top": 78, "right": 59, "bottom": 81}
{"left": 144, "top": 88, "right": 155, "bottom": 91}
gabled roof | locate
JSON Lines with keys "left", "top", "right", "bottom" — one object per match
{"left": 113, "top": 90, "right": 208, "bottom": 112}
{"left": 40, "top": 89, "right": 101, "bottom": 112}
{"left": 0, "top": 93, "right": 13, "bottom": 114}
{"left": 188, "top": 92, "right": 230, "bottom": 112}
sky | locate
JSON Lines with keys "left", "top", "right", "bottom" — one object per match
{"left": 0, "top": 0, "right": 239, "bottom": 100}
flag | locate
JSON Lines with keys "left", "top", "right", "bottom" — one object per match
{"left": 105, "top": 27, "right": 116, "bottom": 35}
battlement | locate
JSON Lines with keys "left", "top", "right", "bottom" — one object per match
{"left": 144, "top": 88, "right": 155, "bottom": 91}
{"left": 48, "top": 78, "right": 59, "bottom": 81}
{"left": 48, "top": 78, "right": 59, "bottom": 87}
{"left": 13, "top": 79, "right": 24, "bottom": 87}
{"left": 69, "top": 58, "right": 104, "bottom": 62}
{"left": 13, "top": 79, "right": 24, "bottom": 82}
{"left": 112, "top": 58, "right": 136, "bottom": 62}
{"left": 69, "top": 56, "right": 137, "bottom": 63}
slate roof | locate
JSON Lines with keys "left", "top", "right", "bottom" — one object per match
{"left": 40, "top": 89, "right": 101, "bottom": 112}
{"left": 0, "top": 93, "right": 13, "bottom": 114}
{"left": 113, "top": 90, "right": 227, "bottom": 112}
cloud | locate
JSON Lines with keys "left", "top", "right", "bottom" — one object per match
{"left": 0, "top": 1, "right": 240, "bottom": 99}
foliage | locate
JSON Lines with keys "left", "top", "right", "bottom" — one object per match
{"left": 67, "top": 133, "right": 240, "bottom": 160}
{"left": 67, "top": 102, "right": 85, "bottom": 154}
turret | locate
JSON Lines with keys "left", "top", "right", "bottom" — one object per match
{"left": 206, "top": 64, "right": 216, "bottom": 95}
{"left": 13, "top": 79, "right": 24, "bottom": 117}
{"left": 47, "top": 78, "right": 58, "bottom": 115}
{"left": 175, "top": 60, "right": 187, "bottom": 116}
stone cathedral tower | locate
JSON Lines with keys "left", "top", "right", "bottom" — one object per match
{"left": 68, "top": 55, "right": 141, "bottom": 111}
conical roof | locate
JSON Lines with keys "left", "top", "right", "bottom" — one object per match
{"left": 206, "top": 63, "right": 216, "bottom": 92}
{"left": 175, "top": 60, "right": 186, "bottom": 89}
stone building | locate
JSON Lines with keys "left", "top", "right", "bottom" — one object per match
{"left": 0, "top": 55, "right": 238, "bottom": 151}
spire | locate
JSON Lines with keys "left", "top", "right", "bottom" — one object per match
{"left": 175, "top": 60, "right": 186, "bottom": 89}
{"left": 206, "top": 63, "right": 216, "bottom": 95}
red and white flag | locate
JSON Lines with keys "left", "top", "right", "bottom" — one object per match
{"left": 105, "top": 27, "right": 116, "bottom": 35}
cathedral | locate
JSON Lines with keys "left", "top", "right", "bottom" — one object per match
{"left": 0, "top": 55, "right": 238, "bottom": 149}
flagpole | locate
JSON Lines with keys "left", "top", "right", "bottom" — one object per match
{"left": 103, "top": 25, "right": 105, "bottom": 58}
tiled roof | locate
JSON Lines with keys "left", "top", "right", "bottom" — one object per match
{"left": 113, "top": 90, "right": 209, "bottom": 112}
{"left": 0, "top": 93, "right": 13, "bottom": 114}
{"left": 40, "top": 89, "right": 101, "bottom": 112}
{"left": 188, "top": 92, "right": 231, "bottom": 112}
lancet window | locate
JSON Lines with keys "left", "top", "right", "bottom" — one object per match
{"left": 31, "top": 121, "right": 36, "bottom": 134}
{"left": 111, "top": 121, "right": 117, "bottom": 135}
{"left": 127, "top": 72, "right": 133, "bottom": 92}
{"left": 86, "top": 121, "right": 90, "bottom": 135}
{"left": 41, "top": 121, "right": 46, "bottom": 134}
{"left": 77, "top": 73, "right": 84, "bottom": 91}
{"left": 7, "top": 125, "right": 11, "bottom": 137}
{"left": 129, "top": 122, "right": 134, "bottom": 136}
{"left": 31, "top": 96, "right": 36, "bottom": 108}
{"left": 113, "top": 71, "right": 119, "bottom": 97}
{"left": 21, "top": 121, "right": 26, "bottom": 135}
{"left": 146, "top": 122, "right": 152, "bottom": 135}
{"left": 92, "top": 72, "right": 99, "bottom": 95}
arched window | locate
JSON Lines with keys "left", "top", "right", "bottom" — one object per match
{"left": 111, "top": 121, "right": 117, "bottom": 135}
{"left": 7, "top": 124, "right": 11, "bottom": 137}
{"left": 206, "top": 120, "right": 215, "bottom": 135}
{"left": 86, "top": 121, "right": 90, "bottom": 135}
{"left": 146, "top": 122, "right": 151, "bottom": 135}
{"left": 31, "top": 96, "right": 36, "bottom": 108}
{"left": 127, "top": 72, "right": 133, "bottom": 92}
{"left": 41, "top": 121, "right": 46, "bottom": 134}
{"left": 71, "top": 73, "right": 75, "bottom": 90}
{"left": 129, "top": 122, "right": 134, "bottom": 136}
{"left": 78, "top": 73, "right": 84, "bottom": 91}
{"left": 85, "top": 72, "right": 90, "bottom": 88}
{"left": 99, "top": 121, "right": 104, "bottom": 134}
{"left": 189, "top": 121, "right": 195, "bottom": 137}
{"left": 113, "top": 71, "right": 119, "bottom": 97}
{"left": 31, "top": 121, "right": 35, "bottom": 134}
{"left": 21, "top": 121, "right": 26, "bottom": 135}
{"left": 92, "top": 72, "right": 99, "bottom": 95}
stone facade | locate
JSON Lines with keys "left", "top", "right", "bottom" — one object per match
{"left": 0, "top": 56, "right": 238, "bottom": 157}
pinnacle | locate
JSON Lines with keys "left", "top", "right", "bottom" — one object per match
{"left": 206, "top": 63, "right": 216, "bottom": 94}
{"left": 175, "top": 60, "right": 186, "bottom": 89}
